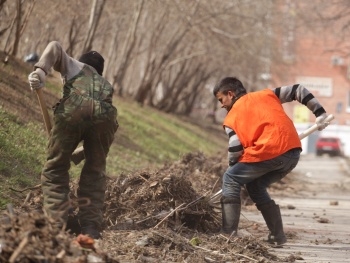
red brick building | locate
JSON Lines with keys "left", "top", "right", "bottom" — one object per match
{"left": 270, "top": 2, "right": 350, "bottom": 126}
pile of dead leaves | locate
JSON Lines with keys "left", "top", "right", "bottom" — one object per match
{"left": 102, "top": 151, "right": 237, "bottom": 232}
{"left": 0, "top": 206, "right": 118, "bottom": 263}
{"left": 0, "top": 152, "right": 299, "bottom": 262}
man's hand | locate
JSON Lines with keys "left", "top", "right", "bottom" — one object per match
{"left": 315, "top": 113, "right": 329, "bottom": 131}
{"left": 28, "top": 68, "right": 46, "bottom": 90}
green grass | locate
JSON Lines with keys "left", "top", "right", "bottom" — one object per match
{"left": 105, "top": 98, "right": 226, "bottom": 176}
{"left": 0, "top": 108, "right": 47, "bottom": 206}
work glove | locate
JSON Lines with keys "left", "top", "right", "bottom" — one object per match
{"left": 315, "top": 113, "right": 329, "bottom": 131}
{"left": 28, "top": 68, "right": 46, "bottom": 90}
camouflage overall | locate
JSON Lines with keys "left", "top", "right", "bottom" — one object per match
{"left": 41, "top": 65, "right": 118, "bottom": 229}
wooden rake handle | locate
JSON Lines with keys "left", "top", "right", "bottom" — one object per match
{"left": 35, "top": 88, "right": 52, "bottom": 136}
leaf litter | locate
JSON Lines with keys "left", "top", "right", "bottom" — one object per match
{"left": 0, "top": 152, "right": 303, "bottom": 262}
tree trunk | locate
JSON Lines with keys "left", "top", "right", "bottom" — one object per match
{"left": 66, "top": 16, "right": 82, "bottom": 56}
{"left": 105, "top": 27, "right": 119, "bottom": 80}
{"left": 5, "top": 0, "right": 35, "bottom": 56}
{"left": 82, "top": 0, "right": 106, "bottom": 53}
{"left": 0, "top": 0, "right": 7, "bottom": 13}
{"left": 10, "top": 0, "right": 21, "bottom": 56}
{"left": 113, "top": 0, "right": 144, "bottom": 96}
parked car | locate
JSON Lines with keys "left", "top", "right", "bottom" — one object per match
{"left": 315, "top": 136, "right": 344, "bottom": 157}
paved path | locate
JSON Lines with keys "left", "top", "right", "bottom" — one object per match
{"left": 242, "top": 155, "right": 350, "bottom": 262}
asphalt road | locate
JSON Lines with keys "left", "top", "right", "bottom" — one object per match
{"left": 243, "top": 154, "right": 350, "bottom": 263}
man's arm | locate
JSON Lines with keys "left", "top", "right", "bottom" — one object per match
{"left": 273, "top": 84, "right": 326, "bottom": 117}
{"left": 225, "top": 126, "right": 243, "bottom": 166}
{"left": 34, "top": 41, "right": 84, "bottom": 82}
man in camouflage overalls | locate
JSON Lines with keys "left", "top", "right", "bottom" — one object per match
{"left": 28, "top": 41, "right": 118, "bottom": 239}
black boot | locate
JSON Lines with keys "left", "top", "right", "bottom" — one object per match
{"left": 257, "top": 200, "right": 287, "bottom": 245}
{"left": 81, "top": 223, "right": 101, "bottom": 239}
{"left": 66, "top": 211, "right": 81, "bottom": 236}
{"left": 221, "top": 196, "right": 241, "bottom": 235}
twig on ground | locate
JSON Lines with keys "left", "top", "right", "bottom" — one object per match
{"left": 193, "top": 245, "right": 258, "bottom": 262}
{"left": 210, "top": 178, "right": 220, "bottom": 194}
{"left": 9, "top": 184, "right": 41, "bottom": 193}
{"left": 9, "top": 232, "right": 30, "bottom": 263}
{"left": 137, "top": 173, "right": 149, "bottom": 182}
{"left": 23, "top": 191, "right": 32, "bottom": 206}
{"left": 153, "top": 203, "right": 185, "bottom": 229}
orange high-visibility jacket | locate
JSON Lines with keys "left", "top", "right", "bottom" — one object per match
{"left": 223, "top": 89, "right": 301, "bottom": 162}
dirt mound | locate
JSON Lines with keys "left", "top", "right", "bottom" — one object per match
{"left": 103, "top": 152, "right": 225, "bottom": 233}
{"left": 0, "top": 208, "right": 118, "bottom": 263}
{"left": 1, "top": 152, "right": 302, "bottom": 262}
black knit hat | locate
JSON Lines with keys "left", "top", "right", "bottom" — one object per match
{"left": 78, "top": 51, "right": 104, "bottom": 75}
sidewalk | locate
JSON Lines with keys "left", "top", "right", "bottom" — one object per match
{"left": 241, "top": 154, "right": 350, "bottom": 262}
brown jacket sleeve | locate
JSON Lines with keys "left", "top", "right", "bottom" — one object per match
{"left": 34, "top": 41, "right": 84, "bottom": 83}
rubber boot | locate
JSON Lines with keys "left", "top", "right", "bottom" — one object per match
{"left": 65, "top": 208, "right": 81, "bottom": 235}
{"left": 257, "top": 200, "right": 287, "bottom": 245}
{"left": 221, "top": 196, "right": 241, "bottom": 236}
{"left": 81, "top": 223, "right": 101, "bottom": 239}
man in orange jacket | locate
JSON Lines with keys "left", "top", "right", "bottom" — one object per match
{"left": 213, "top": 77, "right": 329, "bottom": 245}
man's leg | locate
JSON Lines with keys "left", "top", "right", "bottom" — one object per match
{"left": 221, "top": 195, "right": 241, "bottom": 235}
{"left": 221, "top": 163, "right": 267, "bottom": 235}
{"left": 246, "top": 149, "right": 300, "bottom": 244}
{"left": 256, "top": 200, "right": 287, "bottom": 245}
{"left": 41, "top": 118, "right": 80, "bottom": 227}
{"left": 78, "top": 117, "right": 118, "bottom": 239}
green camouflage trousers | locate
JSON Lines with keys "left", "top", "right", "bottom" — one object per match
{"left": 41, "top": 102, "right": 118, "bottom": 229}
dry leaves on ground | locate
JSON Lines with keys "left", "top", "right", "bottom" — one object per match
{"left": 1, "top": 152, "right": 303, "bottom": 262}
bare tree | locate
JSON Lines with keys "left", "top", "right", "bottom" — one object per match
{"left": 82, "top": 0, "right": 106, "bottom": 53}
{"left": 295, "top": 1, "right": 350, "bottom": 57}
{"left": 12, "top": 0, "right": 35, "bottom": 56}
{"left": 65, "top": 16, "right": 84, "bottom": 55}
{"left": 2, "top": 0, "right": 36, "bottom": 56}
{"left": 134, "top": 15, "right": 190, "bottom": 105}
{"left": 0, "top": 0, "right": 6, "bottom": 13}
{"left": 113, "top": 0, "right": 144, "bottom": 96}
{"left": 104, "top": 24, "right": 119, "bottom": 80}
{"left": 2, "top": 0, "right": 311, "bottom": 117}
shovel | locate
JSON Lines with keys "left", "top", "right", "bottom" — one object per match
{"left": 35, "top": 88, "right": 85, "bottom": 165}
{"left": 208, "top": 114, "right": 335, "bottom": 205}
